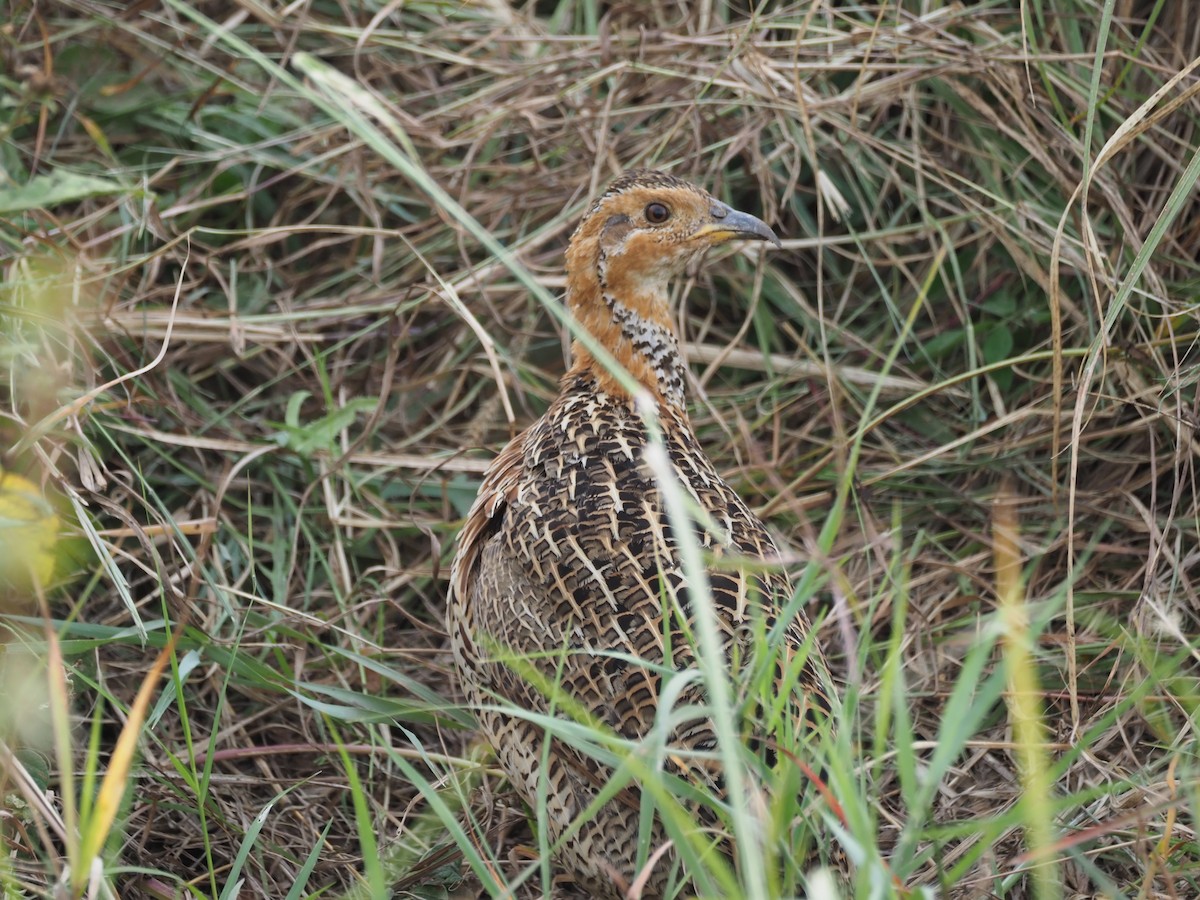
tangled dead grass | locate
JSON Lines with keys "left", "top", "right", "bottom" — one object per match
{"left": 2, "top": 1, "right": 1199, "bottom": 897}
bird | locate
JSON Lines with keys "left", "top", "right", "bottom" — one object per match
{"left": 447, "top": 169, "right": 837, "bottom": 898}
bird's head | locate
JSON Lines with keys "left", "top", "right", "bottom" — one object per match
{"left": 562, "top": 169, "right": 780, "bottom": 407}
{"left": 565, "top": 169, "right": 780, "bottom": 299}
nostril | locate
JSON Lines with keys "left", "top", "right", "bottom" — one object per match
{"left": 710, "top": 203, "right": 729, "bottom": 219}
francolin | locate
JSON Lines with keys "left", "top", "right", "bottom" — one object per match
{"left": 447, "top": 170, "right": 836, "bottom": 897}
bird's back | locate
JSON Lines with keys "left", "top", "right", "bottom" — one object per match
{"left": 449, "top": 371, "right": 832, "bottom": 895}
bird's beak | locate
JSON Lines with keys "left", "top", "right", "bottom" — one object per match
{"left": 694, "top": 205, "right": 781, "bottom": 248}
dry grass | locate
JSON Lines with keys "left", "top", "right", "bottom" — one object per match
{"left": 2, "top": 1, "right": 1199, "bottom": 897}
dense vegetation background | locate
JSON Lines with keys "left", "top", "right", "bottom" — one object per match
{"left": 2, "top": 1, "right": 1198, "bottom": 897}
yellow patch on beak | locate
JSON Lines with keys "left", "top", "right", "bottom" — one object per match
{"left": 693, "top": 208, "right": 781, "bottom": 247}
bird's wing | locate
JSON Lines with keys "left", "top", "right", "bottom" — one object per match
{"left": 448, "top": 429, "right": 527, "bottom": 611}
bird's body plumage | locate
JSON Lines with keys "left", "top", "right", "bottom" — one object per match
{"left": 447, "top": 170, "right": 834, "bottom": 896}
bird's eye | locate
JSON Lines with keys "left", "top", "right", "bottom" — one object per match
{"left": 644, "top": 202, "right": 670, "bottom": 224}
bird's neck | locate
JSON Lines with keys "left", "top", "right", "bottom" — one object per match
{"left": 564, "top": 253, "right": 687, "bottom": 409}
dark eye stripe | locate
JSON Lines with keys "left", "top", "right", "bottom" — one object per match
{"left": 644, "top": 202, "right": 670, "bottom": 224}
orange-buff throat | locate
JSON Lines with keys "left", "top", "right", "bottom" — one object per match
{"left": 561, "top": 169, "right": 779, "bottom": 408}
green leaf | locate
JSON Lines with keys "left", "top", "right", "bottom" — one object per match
{"left": 15, "top": 748, "right": 52, "bottom": 794}
{"left": 283, "top": 390, "right": 311, "bottom": 431}
{"left": 218, "top": 796, "right": 276, "bottom": 900}
{"left": 274, "top": 394, "right": 374, "bottom": 456}
{"left": 980, "top": 292, "right": 1017, "bottom": 316}
{"left": 290, "top": 683, "right": 443, "bottom": 724}
{"left": 922, "top": 328, "right": 965, "bottom": 360}
{"left": 981, "top": 325, "right": 1014, "bottom": 365}
{"left": 0, "top": 170, "right": 132, "bottom": 214}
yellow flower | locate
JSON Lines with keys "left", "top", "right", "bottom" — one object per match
{"left": 0, "top": 472, "right": 59, "bottom": 596}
